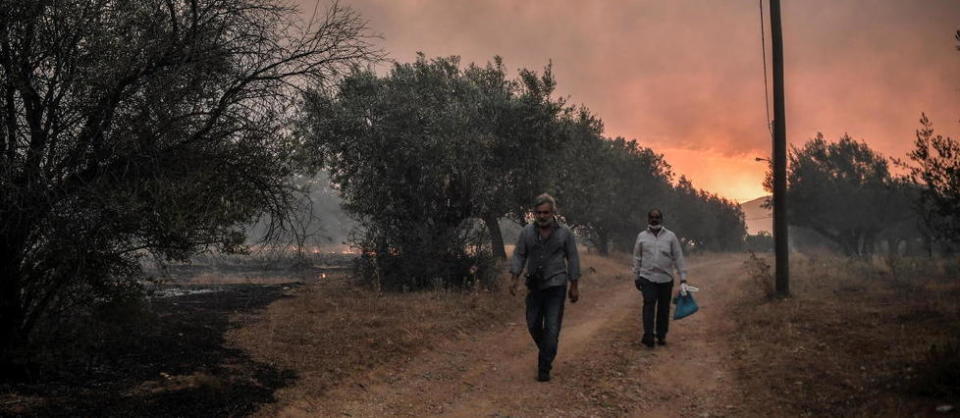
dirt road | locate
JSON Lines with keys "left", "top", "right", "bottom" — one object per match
{"left": 281, "top": 254, "right": 749, "bottom": 417}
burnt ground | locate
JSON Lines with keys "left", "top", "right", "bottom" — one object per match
{"left": 1, "top": 285, "right": 297, "bottom": 417}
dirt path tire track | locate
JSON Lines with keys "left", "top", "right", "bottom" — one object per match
{"left": 638, "top": 254, "right": 748, "bottom": 418}
{"left": 277, "top": 254, "right": 748, "bottom": 417}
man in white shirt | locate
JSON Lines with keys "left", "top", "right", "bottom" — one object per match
{"left": 632, "top": 208, "right": 688, "bottom": 348}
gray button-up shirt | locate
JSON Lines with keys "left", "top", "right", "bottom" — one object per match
{"left": 633, "top": 226, "right": 688, "bottom": 283}
{"left": 510, "top": 222, "right": 581, "bottom": 290}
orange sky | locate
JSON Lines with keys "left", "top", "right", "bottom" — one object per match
{"left": 297, "top": 0, "right": 960, "bottom": 202}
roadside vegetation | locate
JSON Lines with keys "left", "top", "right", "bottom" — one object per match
{"left": 735, "top": 254, "right": 960, "bottom": 415}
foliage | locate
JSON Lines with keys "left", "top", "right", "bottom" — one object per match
{"left": 302, "top": 55, "right": 544, "bottom": 288}
{"left": 769, "top": 133, "right": 913, "bottom": 256}
{"left": 248, "top": 172, "right": 356, "bottom": 263}
{"left": 555, "top": 129, "right": 675, "bottom": 254}
{"left": 668, "top": 176, "right": 747, "bottom": 252}
{"left": 745, "top": 232, "right": 774, "bottom": 252}
{"left": 302, "top": 52, "right": 751, "bottom": 286}
{"left": 465, "top": 59, "right": 572, "bottom": 257}
{"left": 551, "top": 112, "right": 746, "bottom": 255}
{"left": 0, "top": 0, "right": 380, "bottom": 367}
{"left": 898, "top": 114, "right": 960, "bottom": 247}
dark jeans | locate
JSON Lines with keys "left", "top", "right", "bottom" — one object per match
{"left": 525, "top": 284, "right": 567, "bottom": 373}
{"left": 635, "top": 277, "right": 674, "bottom": 339}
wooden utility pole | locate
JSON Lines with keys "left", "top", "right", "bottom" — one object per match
{"left": 770, "top": 0, "right": 789, "bottom": 296}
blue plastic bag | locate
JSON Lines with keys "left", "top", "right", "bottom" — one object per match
{"left": 672, "top": 292, "right": 699, "bottom": 320}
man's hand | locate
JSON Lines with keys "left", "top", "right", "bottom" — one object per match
{"left": 509, "top": 274, "right": 521, "bottom": 296}
{"left": 680, "top": 281, "right": 698, "bottom": 296}
{"left": 568, "top": 281, "right": 580, "bottom": 303}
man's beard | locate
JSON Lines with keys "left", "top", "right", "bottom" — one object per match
{"left": 538, "top": 217, "right": 554, "bottom": 227}
{"left": 648, "top": 224, "right": 662, "bottom": 231}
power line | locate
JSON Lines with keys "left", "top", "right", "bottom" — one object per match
{"left": 759, "top": 0, "right": 772, "bottom": 137}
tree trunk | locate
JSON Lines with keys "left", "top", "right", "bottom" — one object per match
{"left": 0, "top": 320, "right": 27, "bottom": 379}
{"left": 0, "top": 246, "right": 27, "bottom": 377}
{"left": 865, "top": 232, "right": 877, "bottom": 257}
{"left": 595, "top": 229, "right": 610, "bottom": 256}
{"left": 922, "top": 231, "right": 934, "bottom": 258}
{"left": 840, "top": 233, "right": 858, "bottom": 257}
{"left": 483, "top": 213, "right": 506, "bottom": 260}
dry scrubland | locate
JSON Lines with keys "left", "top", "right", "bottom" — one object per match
{"left": 228, "top": 254, "right": 633, "bottom": 416}
{"left": 735, "top": 253, "right": 960, "bottom": 416}
{"left": 3, "top": 252, "right": 958, "bottom": 416}
{"left": 231, "top": 252, "right": 960, "bottom": 416}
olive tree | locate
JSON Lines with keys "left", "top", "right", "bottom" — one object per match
{"left": 899, "top": 114, "right": 960, "bottom": 249}
{"left": 0, "top": 0, "right": 380, "bottom": 366}
{"left": 774, "top": 134, "right": 911, "bottom": 256}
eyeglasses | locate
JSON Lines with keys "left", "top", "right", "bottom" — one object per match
{"left": 535, "top": 211, "right": 552, "bottom": 215}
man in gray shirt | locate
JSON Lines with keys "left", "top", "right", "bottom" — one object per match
{"left": 633, "top": 208, "right": 688, "bottom": 348}
{"left": 510, "top": 193, "right": 580, "bottom": 382}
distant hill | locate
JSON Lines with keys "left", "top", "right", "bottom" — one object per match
{"left": 741, "top": 196, "right": 772, "bottom": 235}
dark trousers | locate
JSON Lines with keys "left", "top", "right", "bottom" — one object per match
{"left": 525, "top": 284, "right": 567, "bottom": 373}
{"left": 635, "top": 277, "right": 673, "bottom": 339}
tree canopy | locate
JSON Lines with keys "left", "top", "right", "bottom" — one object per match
{"left": 0, "top": 0, "right": 380, "bottom": 367}
{"left": 770, "top": 133, "right": 912, "bottom": 256}
{"left": 900, "top": 114, "right": 960, "bottom": 248}
{"left": 301, "top": 53, "right": 748, "bottom": 288}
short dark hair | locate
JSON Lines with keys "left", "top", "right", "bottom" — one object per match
{"left": 648, "top": 208, "right": 663, "bottom": 218}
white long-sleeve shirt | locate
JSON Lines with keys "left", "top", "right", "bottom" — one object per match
{"left": 632, "top": 226, "right": 688, "bottom": 283}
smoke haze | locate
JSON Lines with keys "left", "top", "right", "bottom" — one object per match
{"left": 296, "top": 0, "right": 960, "bottom": 201}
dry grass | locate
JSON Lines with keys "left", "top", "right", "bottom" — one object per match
{"left": 226, "top": 254, "right": 624, "bottom": 416}
{"left": 743, "top": 250, "right": 775, "bottom": 299}
{"left": 226, "top": 270, "right": 520, "bottom": 415}
{"left": 732, "top": 254, "right": 960, "bottom": 416}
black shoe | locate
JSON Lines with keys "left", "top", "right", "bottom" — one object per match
{"left": 537, "top": 371, "right": 551, "bottom": 382}
{"left": 657, "top": 337, "right": 667, "bottom": 346}
{"left": 641, "top": 335, "right": 655, "bottom": 348}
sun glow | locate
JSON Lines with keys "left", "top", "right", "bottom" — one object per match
{"left": 658, "top": 147, "right": 768, "bottom": 204}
